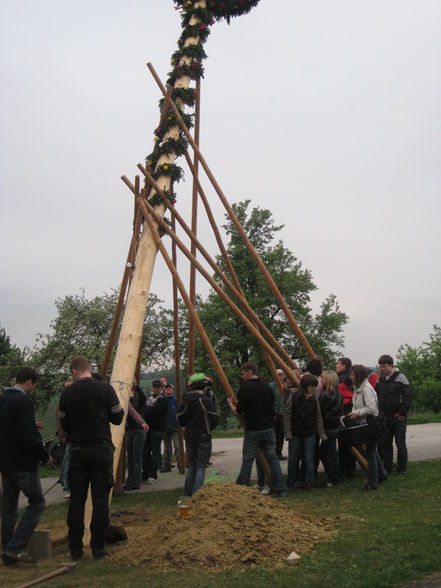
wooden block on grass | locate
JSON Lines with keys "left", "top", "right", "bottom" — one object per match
{"left": 27, "top": 529, "right": 52, "bottom": 559}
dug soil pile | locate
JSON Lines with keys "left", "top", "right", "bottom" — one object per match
{"left": 110, "top": 481, "right": 335, "bottom": 571}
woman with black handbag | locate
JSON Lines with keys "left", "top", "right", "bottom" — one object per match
{"left": 348, "top": 365, "right": 388, "bottom": 491}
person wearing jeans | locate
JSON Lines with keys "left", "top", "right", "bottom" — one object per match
{"left": 178, "top": 373, "right": 218, "bottom": 496}
{"left": 143, "top": 380, "right": 168, "bottom": 483}
{"left": 0, "top": 367, "right": 52, "bottom": 566}
{"left": 287, "top": 434, "right": 317, "bottom": 489}
{"left": 381, "top": 417, "right": 408, "bottom": 474}
{"left": 162, "top": 384, "right": 180, "bottom": 472}
{"left": 319, "top": 370, "right": 344, "bottom": 486}
{"left": 375, "top": 354, "right": 413, "bottom": 475}
{"left": 348, "top": 364, "right": 388, "bottom": 490}
{"left": 227, "top": 361, "right": 288, "bottom": 497}
{"left": 124, "top": 381, "right": 148, "bottom": 491}
{"left": 184, "top": 439, "right": 212, "bottom": 496}
{"left": 284, "top": 373, "right": 326, "bottom": 490}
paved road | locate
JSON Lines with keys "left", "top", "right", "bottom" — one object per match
{"left": 29, "top": 422, "right": 441, "bottom": 508}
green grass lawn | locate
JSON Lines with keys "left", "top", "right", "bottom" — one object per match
{"left": 25, "top": 459, "right": 441, "bottom": 587}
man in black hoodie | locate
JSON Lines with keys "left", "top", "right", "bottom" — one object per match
{"left": 178, "top": 373, "right": 218, "bottom": 496}
{"left": 0, "top": 367, "right": 52, "bottom": 566}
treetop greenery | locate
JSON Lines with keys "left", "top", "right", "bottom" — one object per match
{"left": 397, "top": 325, "right": 441, "bottom": 412}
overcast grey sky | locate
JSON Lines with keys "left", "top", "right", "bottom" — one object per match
{"left": 1, "top": 1, "right": 440, "bottom": 366}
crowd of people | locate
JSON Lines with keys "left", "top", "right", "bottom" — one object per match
{"left": 231, "top": 354, "right": 413, "bottom": 495}
{"left": 0, "top": 352, "right": 413, "bottom": 565}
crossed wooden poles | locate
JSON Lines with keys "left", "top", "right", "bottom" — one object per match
{"left": 102, "top": 63, "right": 367, "bottom": 495}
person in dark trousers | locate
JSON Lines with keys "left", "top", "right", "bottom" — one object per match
{"left": 348, "top": 364, "right": 388, "bottom": 490}
{"left": 227, "top": 361, "right": 288, "bottom": 497}
{"left": 59, "top": 356, "right": 124, "bottom": 561}
{"left": 0, "top": 367, "right": 52, "bottom": 566}
{"left": 143, "top": 380, "right": 168, "bottom": 483}
{"left": 123, "top": 379, "right": 148, "bottom": 491}
{"left": 161, "top": 384, "right": 180, "bottom": 473}
{"left": 319, "top": 370, "right": 344, "bottom": 486}
{"left": 178, "top": 373, "right": 218, "bottom": 495}
{"left": 336, "top": 357, "right": 356, "bottom": 478}
{"left": 375, "top": 354, "right": 413, "bottom": 475}
{"left": 284, "top": 374, "right": 326, "bottom": 490}
{"left": 269, "top": 369, "right": 287, "bottom": 459}
{"left": 56, "top": 380, "right": 72, "bottom": 499}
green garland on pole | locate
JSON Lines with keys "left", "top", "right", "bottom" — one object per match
{"left": 146, "top": 0, "right": 261, "bottom": 227}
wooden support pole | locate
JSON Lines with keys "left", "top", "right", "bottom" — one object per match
{"left": 183, "top": 149, "right": 245, "bottom": 297}
{"left": 171, "top": 211, "right": 186, "bottom": 474}
{"left": 138, "top": 199, "right": 274, "bottom": 486}
{"left": 188, "top": 76, "right": 201, "bottom": 373}
{"left": 137, "top": 166, "right": 300, "bottom": 385}
{"left": 350, "top": 446, "right": 368, "bottom": 471}
{"left": 147, "top": 61, "right": 316, "bottom": 360}
{"left": 16, "top": 564, "right": 77, "bottom": 588}
{"left": 101, "top": 178, "right": 142, "bottom": 379}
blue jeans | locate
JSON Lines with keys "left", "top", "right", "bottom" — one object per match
{"left": 60, "top": 442, "right": 70, "bottom": 491}
{"left": 365, "top": 435, "right": 388, "bottom": 488}
{"left": 1, "top": 470, "right": 45, "bottom": 553}
{"left": 184, "top": 439, "right": 211, "bottom": 496}
{"left": 237, "top": 428, "right": 288, "bottom": 495}
{"left": 126, "top": 430, "right": 146, "bottom": 488}
{"left": 287, "top": 434, "right": 316, "bottom": 488}
{"left": 380, "top": 417, "right": 408, "bottom": 473}
{"left": 320, "top": 429, "right": 340, "bottom": 484}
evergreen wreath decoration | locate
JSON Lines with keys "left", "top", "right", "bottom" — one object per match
{"left": 175, "top": 0, "right": 261, "bottom": 23}
{"left": 145, "top": 0, "right": 261, "bottom": 223}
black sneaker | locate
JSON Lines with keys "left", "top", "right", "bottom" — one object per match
{"left": 92, "top": 549, "right": 108, "bottom": 561}
{"left": 3, "top": 550, "right": 36, "bottom": 564}
{"left": 1, "top": 552, "right": 18, "bottom": 566}
{"left": 70, "top": 548, "right": 83, "bottom": 560}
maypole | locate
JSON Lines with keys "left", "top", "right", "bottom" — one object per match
{"left": 107, "top": 0, "right": 262, "bottom": 499}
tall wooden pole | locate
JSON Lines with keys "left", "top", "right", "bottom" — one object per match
{"left": 188, "top": 77, "right": 201, "bottom": 374}
{"left": 171, "top": 211, "right": 186, "bottom": 474}
{"left": 106, "top": 4, "right": 207, "bottom": 490}
{"left": 81, "top": 5, "right": 209, "bottom": 534}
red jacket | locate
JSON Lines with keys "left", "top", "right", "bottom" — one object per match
{"left": 338, "top": 381, "right": 354, "bottom": 407}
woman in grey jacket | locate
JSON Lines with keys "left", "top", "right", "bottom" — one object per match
{"left": 348, "top": 365, "right": 387, "bottom": 490}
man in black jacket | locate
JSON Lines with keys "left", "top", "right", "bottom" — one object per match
{"left": 59, "top": 356, "right": 124, "bottom": 560}
{"left": 178, "top": 373, "right": 218, "bottom": 496}
{"left": 0, "top": 367, "right": 52, "bottom": 566}
{"left": 375, "top": 354, "right": 413, "bottom": 475}
{"left": 143, "top": 380, "right": 168, "bottom": 483}
{"left": 227, "top": 361, "right": 288, "bottom": 497}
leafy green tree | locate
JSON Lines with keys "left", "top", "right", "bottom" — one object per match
{"left": 29, "top": 289, "right": 174, "bottom": 407}
{"left": 397, "top": 325, "right": 441, "bottom": 412}
{"left": 0, "top": 326, "right": 24, "bottom": 389}
{"left": 182, "top": 200, "right": 348, "bottom": 422}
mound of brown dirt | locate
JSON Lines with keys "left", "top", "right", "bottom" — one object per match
{"left": 110, "top": 482, "right": 335, "bottom": 571}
